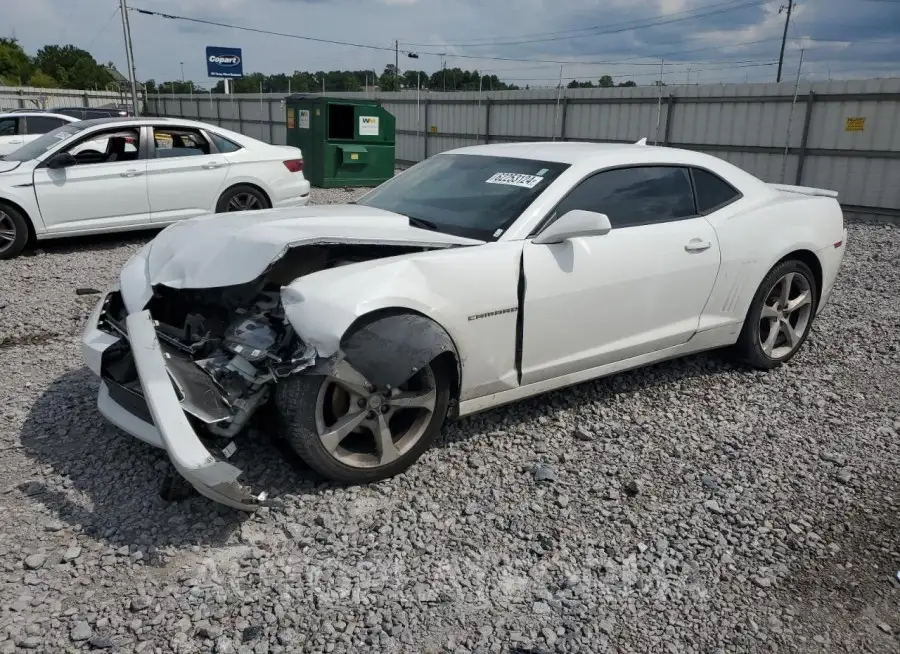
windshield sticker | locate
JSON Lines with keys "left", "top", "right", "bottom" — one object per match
{"left": 536, "top": 168, "right": 549, "bottom": 176}
{"left": 485, "top": 172, "right": 544, "bottom": 189}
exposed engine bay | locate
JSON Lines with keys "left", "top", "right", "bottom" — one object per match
{"left": 97, "top": 243, "right": 427, "bottom": 442}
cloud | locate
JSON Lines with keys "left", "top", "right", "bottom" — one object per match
{"left": 3, "top": 0, "right": 898, "bottom": 88}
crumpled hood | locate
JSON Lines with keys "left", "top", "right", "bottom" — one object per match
{"left": 142, "top": 204, "right": 484, "bottom": 290}
{"left": 0, "top": 160, "right": 23, "bottom": 174}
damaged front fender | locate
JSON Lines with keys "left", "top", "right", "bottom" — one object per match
{"left": 338, "top": 312, "right": 458, "bottom": 389}
{"left": 125, "top": 310, "right": 266, "bottom": 511}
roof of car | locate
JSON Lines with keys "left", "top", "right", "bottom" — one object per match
{"left": 447, "top": 141, "right": 668, "bottom": 164}
{"left": 0, "top": 111, "right": 78, "bottom": 120}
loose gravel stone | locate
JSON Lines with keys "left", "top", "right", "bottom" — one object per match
{"left": 0, "top": 207, "right": 897, "bottom": 653}
{"left": 70, "top": 622, "right": 92, "bottom": 642}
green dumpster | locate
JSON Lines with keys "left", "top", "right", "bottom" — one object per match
{"left": 284, "top": 94, "right": 396, "bottom": 188}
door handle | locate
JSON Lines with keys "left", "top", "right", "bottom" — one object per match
{"left": 684, "top": 239, "right": 711, "bottom": 253}
{"left": 8, "top": 139, "right": 22, "bottom": 144}
{"left": 120, "top": 169, "right": 143, "bottom": 177}
{"left": 202, "top": 162, "right": 225, "bottom": 169}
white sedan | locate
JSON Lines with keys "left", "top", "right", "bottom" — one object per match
{"left": 81, "top": 141, "right": 847, "bottom": 510}
{"left": 0, "top": 117, "right": 310, "bottom": 259}
{"left": 0, "top": 111, "right": 81, "bottom": 158}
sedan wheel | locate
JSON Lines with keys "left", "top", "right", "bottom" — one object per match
{"left": 0, "top": 211, "right": 16, "bottom": 254}
{"left": 733, "top": 259, "right": 819, "bottom": 369}
{"left": 214, "top": 184, "right": 270, "bottom": 214}
{"left": 0, "top": 205, "right": 29, "bottom": 260}
{"left": 276, "top": 357, "right": 452, "bottom": 484}
{"left": 227, "top": 192, "right": 264, "bottom": 212}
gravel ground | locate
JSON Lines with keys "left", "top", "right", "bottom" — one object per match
{"left": 0, "top": 194, "right": 898, "bottom": 653}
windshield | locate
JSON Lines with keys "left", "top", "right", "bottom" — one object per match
{"left": 3, "top": 122, "right": 90, "bottom": 161}
{"left": 356, "top": 153, "right": 570, "bottom": 241}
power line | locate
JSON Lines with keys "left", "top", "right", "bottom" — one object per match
{"left": 403, "top": 0, "right": 770, "bottom": 48}
{"left": 128, "top": 6, "right": 771, "bottom": 68}
{"left": 405, "top": 0, "right": 762, "bottom": 47}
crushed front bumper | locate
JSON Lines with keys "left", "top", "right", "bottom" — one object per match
{"left": 82, "top": 291, "right": 266, "bottom": 511}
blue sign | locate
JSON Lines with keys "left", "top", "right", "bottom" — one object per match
{"left": 206, "top": 46, "right": 243, "bottom": 79}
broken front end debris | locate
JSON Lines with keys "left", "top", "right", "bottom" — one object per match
{"left": 82, "top": 221, "right": 477, "bottom": 510}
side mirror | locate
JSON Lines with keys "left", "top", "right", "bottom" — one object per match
{"left": 46, "top": 151, "right": 77, "bottom": 169}
{"left": 532, "top": 209, "right": 612, "bottom": 245}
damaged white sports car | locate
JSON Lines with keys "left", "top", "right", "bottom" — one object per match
{"left": 81, "top": 141, "right": 847, "bottom": 510}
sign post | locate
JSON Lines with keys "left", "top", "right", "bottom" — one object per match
{"left": 206, "top": 46, "right": 244, "bottom": 95}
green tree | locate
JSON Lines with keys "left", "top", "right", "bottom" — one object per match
{"left": 0, "top": 38, "right": 33, "bottom": 86}
{"left": 617, "top": 80, "right": 637, "bottom": 87}
{"left": 28, "top": 70, "right": 57, "bottom": 88}
{"left": 33, "top": 45, "right": 113, "bottom": 89}
{"left": 598, "top": 75, "right": 614, "bottom": 88}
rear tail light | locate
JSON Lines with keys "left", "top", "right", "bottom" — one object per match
{"left": 283, "top": 159, "right": 303, "bottom": 173}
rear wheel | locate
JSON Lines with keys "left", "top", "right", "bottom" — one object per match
{"left": 275, "top": 358, "right": 452, "bottom": 484}
{"left": 0, "top": 204, "right": 29, "bottom": 260}
{"left": 215, "top": 184, "right": 270, "bottom": 213}
{"left": 732, "top": 259, "right": 818, "bottom": 369}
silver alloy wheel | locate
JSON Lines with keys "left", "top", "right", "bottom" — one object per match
{"left": 758, "top": 271, "right": 813, "bottom": 359}
{"left": 0, "top": 210, "right": 16, "bottom": 255}
{"left": 314, "top": 365, "right": 437, "bottom": 469}
{"left": 226, "top": 192, "right": 263, "bottom": 211}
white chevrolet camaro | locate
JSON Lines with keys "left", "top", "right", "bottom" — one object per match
{"left": 0, "top": 117, "right": 310, "bottom": 259}
{"left": 81, "top": 141, "right": 847, "bottom": 510}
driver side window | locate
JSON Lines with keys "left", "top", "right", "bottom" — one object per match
{"left": 553, "top": 166, "right": 697, "bottom": 229}
{"left": 64, "top": 128, "right": 141, "bottom": 165}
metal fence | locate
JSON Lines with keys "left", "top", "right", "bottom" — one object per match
{"left": 146, "top": 78, "right": 900, "bottom": 220}
{"left": 9, "top": 78, "right": 900, "bottom": 218}
{"left": 0, "top": 86, "right": 135, "bottom": 112}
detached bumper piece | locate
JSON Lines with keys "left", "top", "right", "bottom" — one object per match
{"left": 124, "top": 310, "right": 266, "bottom": 511}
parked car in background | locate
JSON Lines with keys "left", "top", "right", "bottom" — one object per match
{"left": 0, "top": 117, "right": 310, "bottom": 259}
{"left": 0, "top": 111, "right": 80, "bottom": 157}
{"left": 79, "top": 140, "right": 847, "bottom": 510}
{"left": 52, "top": 104, "right": 134, "bottom": 119}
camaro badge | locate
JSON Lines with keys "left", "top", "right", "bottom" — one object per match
{"left": 468, "top": 307, "right": 518, "bottom": 321}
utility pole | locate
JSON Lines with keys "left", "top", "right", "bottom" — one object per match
{"left": 119, "top": 0, "right": 140, "bottom": 114}
{"left": 776, "top": 0, "right": 794, "bottom": 83}
{"left": 394, "top": 40, "right": 399, "bottom": 92}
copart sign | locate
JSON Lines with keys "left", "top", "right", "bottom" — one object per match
{"left": 206, "top": 46, "right": 244, "bottom": 79}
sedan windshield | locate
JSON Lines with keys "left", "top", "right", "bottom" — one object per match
{"left": 356, "top": 153, "right": 570, "bottom": 241}
{"left": 3, "top": 122, "right": 90, "bottom": 161}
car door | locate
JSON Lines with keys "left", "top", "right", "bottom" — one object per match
{"left": 145, "top": 125, "right": 229, "bottom": 223}
{"left": 520, "top": 165, "right": 722, "bottom": 386}
{"left": 0, "top": 116, "right": 23, "bottom": 156}
{"left": 31, "top": 125, "right": 151, "bottom": 232}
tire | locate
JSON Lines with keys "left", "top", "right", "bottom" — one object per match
{"left": 215, "top": 184, "right": 270, "bottom": 213}
{"left": 0, "top": 204, "right": 29, "bottom": 260}
{"left": 275, "top": 357, "right": 452, "bottom": 484}
{"left": 732, "top": 258, "right": 819, "bottom": 369}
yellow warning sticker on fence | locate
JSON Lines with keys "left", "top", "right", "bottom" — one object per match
{"left": 845, "top": 116, "right": 865, "bottom": 132}
{"left": 429, "top": 125, "right": 438, "bottom": 134}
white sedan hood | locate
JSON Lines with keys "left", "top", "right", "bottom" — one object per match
{"left": 141, "top": 204, "right": 484, "bottom": 290}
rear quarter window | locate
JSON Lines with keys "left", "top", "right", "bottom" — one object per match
{"left": 692, "top": 168, "right": 741, "bottom": 213}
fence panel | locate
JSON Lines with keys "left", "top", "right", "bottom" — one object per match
{"left": 134, "top": 79, "right": 900, "bottom": 217}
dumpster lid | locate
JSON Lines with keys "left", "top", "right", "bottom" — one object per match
{"left": 337, "top": 144, "right": 369, "bottom": 153}
{"left": 284, "top": 93, "right": 381, "bottom": 107}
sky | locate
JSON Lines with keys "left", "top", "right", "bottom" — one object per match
{"left": 5, "top": 0, "right": 900, "bottom": 88}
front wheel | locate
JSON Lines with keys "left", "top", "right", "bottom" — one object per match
{"left": 0, "top": 204, "right": 29, "bottom": 260}
{"left": 275, "top": 357, "right": 452, "bottom": 484}
{"left": 732, "top": 259, "right": 819, "bottom": 369}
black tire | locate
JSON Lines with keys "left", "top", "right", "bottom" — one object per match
{"left": 215, "top": 184, "right": 270, "bottom": 213}
{"left": 275, "top": 357, "right": 452, "bottom": 484}
{"left": 732, "top": 258, "right": 819, "bottom": 369}
{"left": 0, "top": 203, "right": 30, "bottom": 260}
